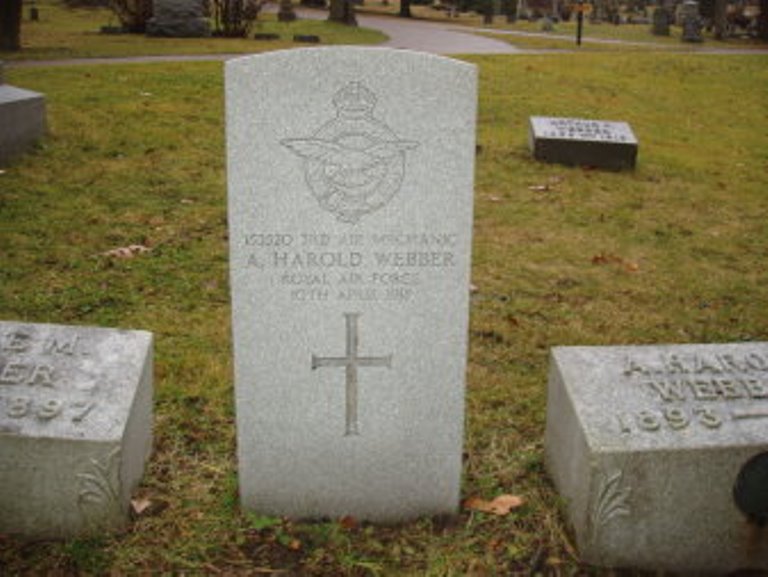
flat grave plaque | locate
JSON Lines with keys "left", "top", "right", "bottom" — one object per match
{"left": 545, "top": 343, "right": 768, "bottom": 572}
{"left": 529, "top": 116, "right": 638, "bottom": 170}
{"left": 0, "top": 321, "right": 153, "bottom": 538}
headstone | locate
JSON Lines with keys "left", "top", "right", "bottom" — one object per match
{"left": 0, "top": 62, "right": 47, "bottom": 167}
{"left": 278, "top": 0, "right": 297, "bottom": 22}
{"left": 545, "top": 343, "right": 768, "bottom": 572}
{"left": 226, "top": 47, "right": 477, "bottom": 522}
{"left": 529, "top": 116, "right": 638, "bottom": 170}
{"left": 681, "top": 0, "right": 703, "bottom": 42}
{"left": 147, "top": 0, "right": 211, "bottom": 37}
{"left": 651, "top": 7, "right": 671, "bottom": 35}
{"left": 0, "top": 322, "right": 153, "bottom": 538}
{"left": 293, "top": 34, "right": 320, "bottom": 43}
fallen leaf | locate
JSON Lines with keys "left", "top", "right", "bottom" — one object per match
{"left": 469, "top": 283, "right": 479, "bottom": 294}
{"left": 624, "top": 261, "right": 640, "bottom": 273}
{"left": 339, "top": 515, "right": 358, "bottom": 530}
{"left": 464, "top": 494, "right": 525, "bottom": 515}
{"left": 102, "top": 244, "right": 151, "bottom": 259}
{"left": 528, "top": 184, "right": 549, "bottom": 192}
{"left": 131, "top": 497, "right": 152, "bottom": 516}
{"left": 130, "top": 496, "right": 169, "bottom": 518}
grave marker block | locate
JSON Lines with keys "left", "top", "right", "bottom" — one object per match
{"left": 0, "top": 322, "right": 153, "bottom": 538}
{"left": 529, "top": 116, "right": 638, "bottom": 170}
{"left": 0, "top": 61, "right": 47, "bottom": 167}
{"left": 545, "top": 343, "right": 768, "bottom": 572}
{"left": 227, "top": 47, "right": 477, "bottom": 522}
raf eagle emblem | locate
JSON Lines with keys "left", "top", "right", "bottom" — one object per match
{"left": 281, "top": 82, "right": 419, "bottom": 224}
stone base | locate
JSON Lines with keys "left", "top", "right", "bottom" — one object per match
{"left": 146, "top": 17, "right": 210, "bottom": 37}
{"left": 0, "top": 322, "right": 153, "bottom": 539}
{"left": 545, "top": 344, "right": 768, "bottom": 572}
{"left": 0, "top": 84, "right": 46, "bottom": 166}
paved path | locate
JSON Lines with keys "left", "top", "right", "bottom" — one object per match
{"left": 7, "top": 9, "right": 767, "bottom": 68}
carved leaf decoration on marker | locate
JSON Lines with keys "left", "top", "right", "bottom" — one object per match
{"left": 589, "top": 470, "right": 631, "bottom": 544}
{"left": 464, "top": 494, "right": 525, "bottom": 516}
{"left": 77, "top": 448, "right": 122, "bottom": 528}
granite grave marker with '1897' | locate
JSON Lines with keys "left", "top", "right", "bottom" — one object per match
{"left": 226, "top": 47, "right": 477, "bottom": 522}
{"left": 545, "top": 343, "right": 768, "bottom": 572}
{"left": 0, "top": 322, "right": 153, "bottom": 538}
{"left": 529, "top": 116, "right": 638, "bottom": 170}
{"left": 0, "top": 61, "right": 47, "bottom": 167}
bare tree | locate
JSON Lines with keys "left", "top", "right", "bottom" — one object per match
{"left": 0, "top": 0, "right": 23, "bottom": 51}
{"left": 400, "top": 0, "right": 412, "bottom": 18}
{"left": 759, "top": 0, "right": 768, "bottom": 40}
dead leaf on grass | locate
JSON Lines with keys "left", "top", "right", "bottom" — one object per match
{"left": 339, "top": 515, "right": 359, "bottom": 530}
{"left": 592, "top": 252, "right": 641, "bottom": 273}
{"left": 528, "top": 184, "right": 550, "bottom": 192}
{"left": 464, "top": 494, "right": 525, "bottom": 515}
{"left": 102, "top": 244, "right": 151, "bottom": 259}
{"left": 130, "top": 496, "right": 169, "bottom": 518}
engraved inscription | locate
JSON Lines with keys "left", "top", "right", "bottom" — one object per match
{"left": 616, "top": 349, "right": 768, "bottom": 435}
{"left": 282, "top": 82, "right": 420, "bottom": 224}
{"left": 312, "top": 313, "right": 392, "bottom": 436}
{"left": 243, "top": 230, "right": 459, "bottom": 303}
{"left": 0, "top": 328, "right": 100, "bottom": 428}
{"left": 537, "top": 118, "right": 633, "bottom": 142}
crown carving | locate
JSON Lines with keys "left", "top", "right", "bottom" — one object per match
{"left": 333, "top": 82, "right": 377, "bottom": 114}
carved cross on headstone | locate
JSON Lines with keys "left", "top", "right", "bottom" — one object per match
{"left": 311, "top": 312, "right": 392, "bottom": 436}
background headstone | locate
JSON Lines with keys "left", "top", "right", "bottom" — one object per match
{"left": 147, "top": 0, "right": 211, "bottom": 37}
{"left": 681, "top": 0, "right": 704, "bottom": 42}
{"left": 545, "top": 343, "right": 768, "bottom": 572}
{"left": 651, "top": 7, "right": 671, "bottom": 35}
{"left": 0, "top": 61, "right": 47, "bottom": 166}
{"left": 529, "top": 116, "right": 638, "bottom": 170}
{"left": 0, "top": 322, "right": 153, "bottom": 538}
{"left": 227, "top": 47, "right": 477, "bottom": 522}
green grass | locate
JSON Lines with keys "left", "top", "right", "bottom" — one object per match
{"left": 1, "top": 51, "right": 767, "bottom": 574}
{"left": 0, "top": 0, "right": 387, "bottom": 61}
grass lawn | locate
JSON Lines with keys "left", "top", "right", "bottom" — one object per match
{"left": 0, "top": 0, "right": 387, "bottom": 61}
{"left": 1, "top": 50, "right": 766, "bottom": 573}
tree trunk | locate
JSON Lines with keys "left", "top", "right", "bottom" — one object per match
{"left": 0, "top": 0, "right": 23, "bottom": 52}
{"left": 759, "top": 0, "right": 768, "bottom": 40}
{"left": 713, "top": 0, "right": 727, "bottom": 39}
{"left": 482, "top": 0, "right": 493, "bottom": 24}
{"left": 399, "top": 0, "right": 412, "bottom": 18}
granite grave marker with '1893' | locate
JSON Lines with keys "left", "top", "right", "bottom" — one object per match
{"left": 0, "top": 322, "right": 153, "bottom": 538}
{"left": 529, "top": 116, "right": 638, "bottom": 170}
{"left": 545, "top": 343, "right": 768, "bottom": 572}
{"left": 226, "top": 47, "right": 477, "bottom": 522}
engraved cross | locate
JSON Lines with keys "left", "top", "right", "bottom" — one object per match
{"left": 311, "top": 312, "right": 392, "bottom": 436}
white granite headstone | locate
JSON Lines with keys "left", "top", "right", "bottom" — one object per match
{"left": 226, "top": 47, "right": 477, "bottom": 522}
{"left": 545, "top": 343, "right": 768, "bottom": 572}
{"left": 0, "top": 322, "right": 153, "bottom": 538}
